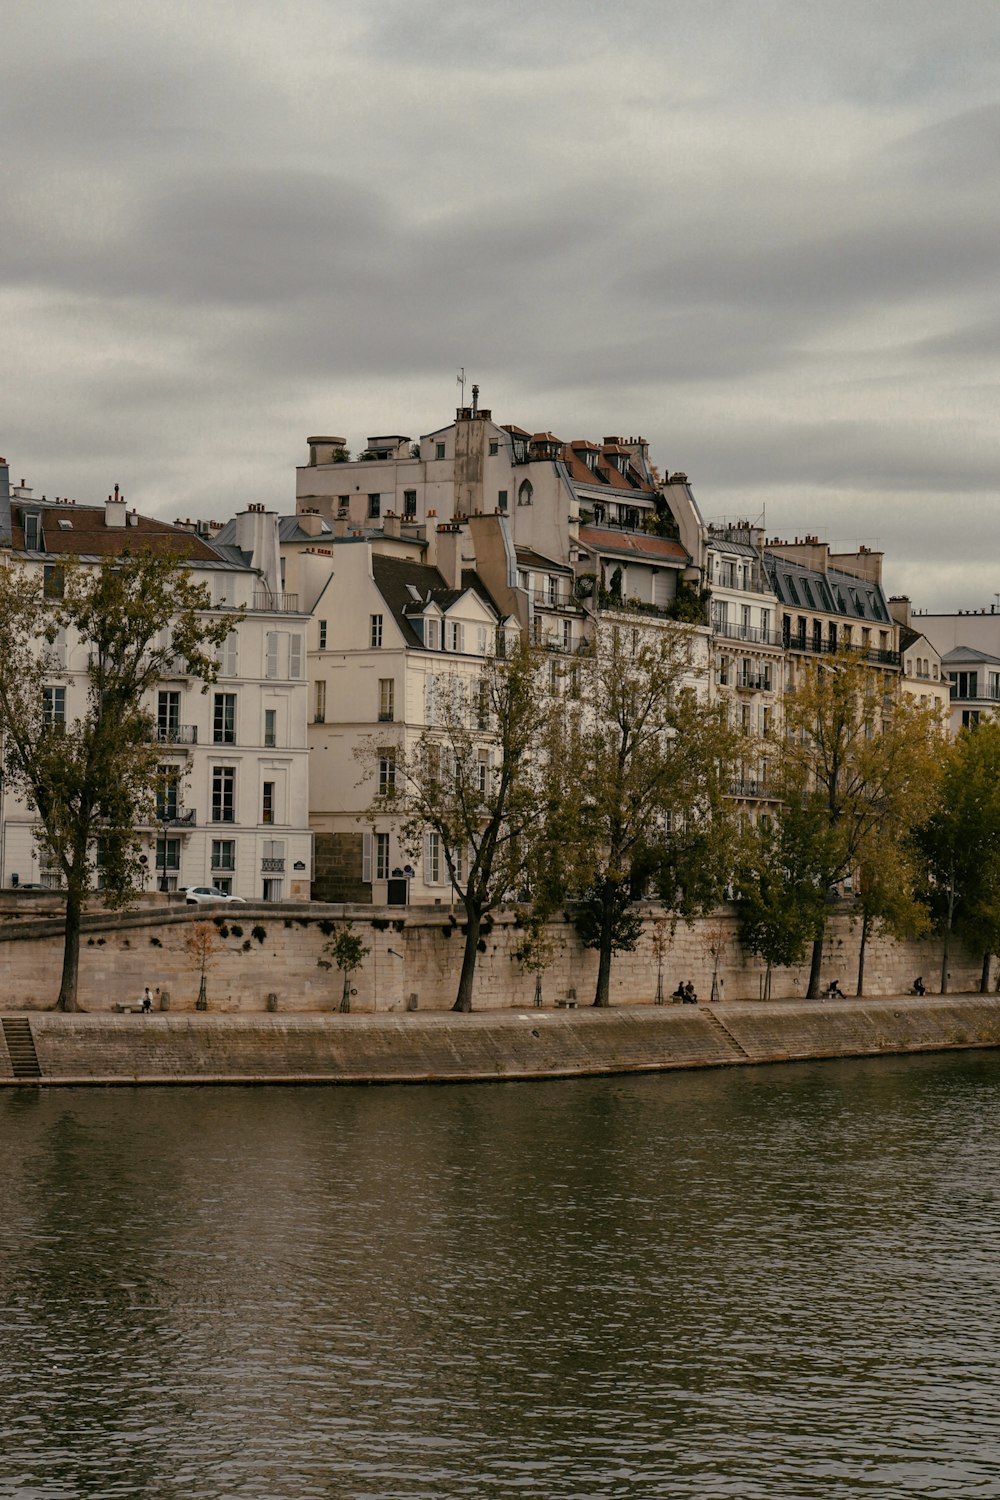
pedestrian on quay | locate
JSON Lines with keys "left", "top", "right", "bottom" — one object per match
{"left": 141, "top": 986, "right": 153, "bottom": 1013}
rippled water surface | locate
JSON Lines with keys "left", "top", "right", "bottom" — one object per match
{"left": 2, "top": 1054, "right": 1000, "bottom": 1498}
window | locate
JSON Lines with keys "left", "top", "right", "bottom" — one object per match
{"left": 155, "top": 836, "right": 181, "bottom": 873}
{"left": 157, "top": 691, "right": 180, "bottom": 741}
{"left": 498, "top": 490, "right": 508, "bottom": 512}
{"left": 213, "top": 693, "right": 236, "bottom": 745}
{"left": 477, "top": 625, "right": 489, "bottom": 656}
{"left": 42, "top": 685, "right": 65, "bottom": 728}
{"left": 264, "top": 708, "right": 277, "bottom": 747}
{"left": 435, "top": 442, "right": 446, "bottom": 460}
{"left": 212, "top": 766, "right": 236, "bottom": 823}
{"left": 477, "top": 749, "right": 490, "bottom": 795}
{"left": 447, "top": 621, "right": 464, "bottom": 653}
{"left": 717, "top": 655, "right": 730, "bottom": 686}
{"left": 517, "top": 480, "right": 533, "bottom": 507}
{"left": 266, "top": 631, "right": 303, "bottom": 678}
{"left": 262, "top": 781, "right": 275, "bottom": 825}
{"left": 954, "top": 671, "right": 978, "bottom": 699}
{"left": 562, "top": 619, "right": 573, "bottom": 652}
{"left": 424, "top": 618, "right": 439, "bottom": 650}
{"left": 378, "top": 678, "right": 395, "bottom": 722}
{"left": 219, "top": 630, "right": 239, "bottom": 677}
{"left": 375, "top": 832, "right": 390, "bottom": 882}
{"left": 368, "top": 493, "right": 381, "bottom": 519}
{"left": 23, "top": 513, "right": 40, "bottom": 550}
{"left": 370, "top": 614, "right": 383, "bottom": 649}
{"left": 43, "top": 564, "right": 64, "bottom": 599}
{"left": 403, "top": 490, "right": 417, "bottom": 519}
{"left": 740, "top": 604, "right": 751, "bottom": 636}
{"left": 489, "top": 440, "right": 499, "bottom": 456}
{"left": 318, "top": 620, "right": 327, "bottom": 649}
{"left": 477, "top": 679, "right": 490, "bottom": 730}
{"left": 156, "top": 765, "right": 180, "bottom": 820}
{"left": 760, "top": 608, "right": 771, "bottom": 638}
{"left": 425, "top": 830, "right": 442, "bottom": 884}
{"left": 211, "top": 839, "right": 236, "bottom": 872}
{"left": 314, "top": 680, "right": 326, "bottom": 723}
{"left": 378, "top": 749, "right": 396, "bottom": 795}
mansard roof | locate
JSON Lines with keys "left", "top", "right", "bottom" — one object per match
{"left": 10, "top": 499, "right": 222, "bottom": 563}
{"left": 764, "top": 554, "right": 892, "bottom": 624}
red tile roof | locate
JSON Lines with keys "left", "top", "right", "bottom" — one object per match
{"left": 578, "top": 526, "right": 688, "bottom": 564}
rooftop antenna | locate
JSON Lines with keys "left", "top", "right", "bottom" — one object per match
{"left": 457, "top": 367, "right": 466, "bottom": 405}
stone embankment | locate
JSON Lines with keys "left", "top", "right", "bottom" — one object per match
{"left": 2, "top": 996, "right": 999, "bottom": 1086}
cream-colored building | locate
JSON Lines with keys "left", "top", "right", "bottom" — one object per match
{"left": 1, "top": 470, "right": 313, "bottom": 900}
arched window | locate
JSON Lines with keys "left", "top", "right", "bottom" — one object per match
{"left": 517, "top": 480, "right": 533, "bottom": 507}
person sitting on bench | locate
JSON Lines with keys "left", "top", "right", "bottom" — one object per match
{"left": 911, "top": 976, "right": 926, "bottom": 996}
{"left": 824, "top": 979, "right": 845, "bottom": 999}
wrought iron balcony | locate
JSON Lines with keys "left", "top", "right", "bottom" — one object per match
{"left": 252, "top": 592, "right": 300, "bottom": 613}
{"left": 152, "top": 725, "right": 198, "bottom": 745}
{"left": 261, "top": 857, "right": 285, "bottom": 873}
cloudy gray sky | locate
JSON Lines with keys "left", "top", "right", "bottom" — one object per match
{"left": 4, "top": 0, "right": 1000, "bottom": 610}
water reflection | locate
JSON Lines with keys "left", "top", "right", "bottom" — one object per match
{"left": 1, "top": 1055, "right": 999, "bottom": 1497}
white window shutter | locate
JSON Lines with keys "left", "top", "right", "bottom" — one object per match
{"left": 424, "top": 833, "right": 434, "bottom": 885}
{"left": 362, "top": 832, "right": 372, "bottom": 883}
{"left": 265, "top": 632, "right": 279, "bottom": 679}
{"left": 289, "top": 634, "right": 303, "bottom": 680}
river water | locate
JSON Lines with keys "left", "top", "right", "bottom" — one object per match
{"left": 1, "top": 1053, "right": 999, "bottom": 1499}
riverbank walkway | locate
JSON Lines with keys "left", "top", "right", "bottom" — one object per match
{"left": 1, "top": 995, "right": 998, "bottom": 1085}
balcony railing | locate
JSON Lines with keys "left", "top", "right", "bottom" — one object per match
{"left": 152, "top": 724, "right": 198, "bottom": 745}
{"left": 712, "top": 621, "right": 785, "bottom": 648}
{"left": 155, "top": 808, "right": 197, "bottom": 827}
{"left": 532, "top": 589, "right": 578, "bottom": 612}
{"left": 728, "top": 780, "right": 774, "bottom": 800}
{"left": 261, "top": 857, "right": 285, "bottom": 873}
{"left": 783, "top": 636, "right": 900, "bottom": 668}
{"left": 251, "top": 592, "right": 300, "bottom": 613}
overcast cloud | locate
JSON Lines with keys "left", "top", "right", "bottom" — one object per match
{"left": 4, "top": 0, "right": 1000, "bottom": 609}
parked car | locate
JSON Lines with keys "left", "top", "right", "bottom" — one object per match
{"left": 183, "top": 886, "right": 246, "bottom": 905}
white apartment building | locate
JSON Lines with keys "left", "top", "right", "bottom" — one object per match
{"left": 0, "top": 469, "right": 313, "bottom": 901}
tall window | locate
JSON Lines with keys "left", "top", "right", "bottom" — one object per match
{"left": 213, "top": 693, "right": 236, "bottom": 745}
{"left": 403, "top": 490, "right": 417, "bottom": 519}
{"left": 378, "top": 749, "right": 396, "bottom": 795}
{"left": 378, "top": 679, "right": 395, "bottom": 722}
{"left": 23, "top": 514, "right": 40, "bottom": 550}
{"left": 212, "top": 766, "right": 236, "bottom": 823}
{"left": 426, "top": 830, "right": 442, "bottom": 883}
{"left": 262, "top": 781, "right": 275, "bottom": 825}
{"left": 435, "top": 442, "right": 446, "bottom": 460}
{"left": 447, "top": 621, "right": 464, "bottom": 652}
{"left": 315, "top": 681, "right": 326, "bottom": 723}
{"left": 42, "top": 686, "right": 66, "bottom": 728}
{"left": 517, "top": 480, "right": 533, "bottom": 507}
{"left": 368, "top": 493, "right": 381, "bottom": 519}
{"left": 157, "top": 691, "right": 180, "bottom": 740}
{"left": 370, "top": 614, "right": 383, "bottom": 648}
{"left": 497, "top": 490, "right": 508, "bottom": 512}
{"left": 155, "top": 836, "right": 181, "bottom": 876}
{"left": 264, "top": 708, "right": 277, "bottom": 747}
{"left": 219, "top": 630, "right": 239, "bottom": 677}
{"left": 43, "top": 564, "right": 65, "bottom": 599}
{"left": 375, "top": 832, "right": 390, "bottom": 882}
{"left": 156, "top": 765, "right": 179, "bottom": 820}
{"left": 318, "top": 620, "right": 327, "bottom": 649}
{"left": 211, "top": 839, "right": 236, "bottom": 872}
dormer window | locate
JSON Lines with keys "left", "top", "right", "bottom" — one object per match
{"left": 24, "top": 513, "right": 41, "bottom": 550}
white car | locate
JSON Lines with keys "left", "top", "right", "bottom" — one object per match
{"left": 184, "top": 886, "right": 246, "bottom": 905}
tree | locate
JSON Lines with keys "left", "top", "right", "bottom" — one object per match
{"left": 513, "top": 908, "right": 564, "bottom": 1008}
{"left": 360, "top": 639, "right": 552, "bottom": 1012}
{"left": 0, "top": 551, "right": 234, "bottom": 1010}
{"left": 324, "top": 922, "right": 370, "bottom": 1012}
{"left": 735, "top": 801, "right": 828, "bottom": 998}
{"left": 918, "top": 721, "right": 1000, "bottom": 993}
{"left": 185, "top": 922, "right": 223, "bottom": 1009}
{"left": 781, "top": 649, "right": 943, "bottom": 998}
{"left": 852, "top": 834, "right": 931, "bottom": 996}
{"left": 561, "top": 622, "right": 737, "bottom": 1007}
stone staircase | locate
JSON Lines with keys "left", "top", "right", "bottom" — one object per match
{"left": 2, "top": 1017, "right": 42, "bottom": 1080}
{"left": 702, "top": 1006, "right": 751, "bottom": 1058}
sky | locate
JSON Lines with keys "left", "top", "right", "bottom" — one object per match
{"left": 3, "top": 0, "right": 1000, "bottom": 612}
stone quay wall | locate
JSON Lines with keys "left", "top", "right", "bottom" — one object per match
{"left": 0, "top": 894, "right": 985, "bottom": 1015}
{"left": 4, "top": 997, "right": 1000, "bottom": 1087}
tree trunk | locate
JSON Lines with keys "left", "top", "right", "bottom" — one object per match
{"left": 940, "top": 874, "right": 955, "bottom": 995}
{"left": 980, "top": 952, "right": 992, "bottom": 995}
{"left": 856, "top": 913, "right": 870, "bottom": 997}
{"left": 807, "top": 924, "right": 825, "bottom": 999}
{"left": 452, "top": 907, "right": 481, "bottom": 1012}
{"left": 57, "top": 885, "right": 83, "bottom": 1011}
{"left": 592, "top": 883, "right": 616, "bottom": 1007}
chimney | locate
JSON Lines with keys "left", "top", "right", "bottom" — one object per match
{"left": 298, "top": 512, "right": 325, "bottom": 537}
{"left": 105, "top": 484, "right": 127, "bottom": 528}
{"left": 233, "top": 504, "right": 281, "bottom": 594}
{"left": 383, "top": 513, "right": 402, "bottom": 539}
{"left": 0, "top": 456, "right": 9, "bottom": 545}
